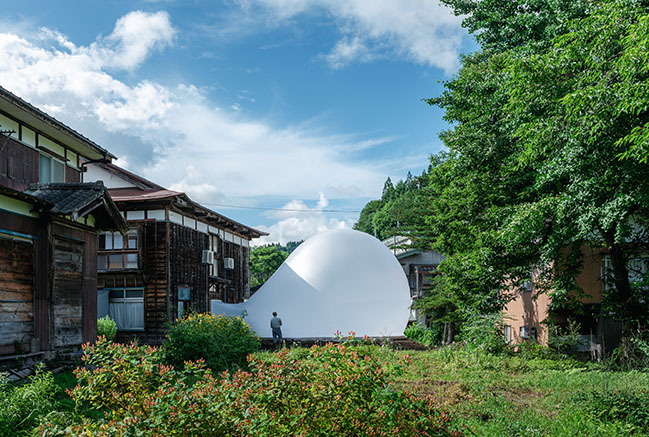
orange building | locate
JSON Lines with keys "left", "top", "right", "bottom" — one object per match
{"left": 503, "top": 247, "right": 624, "bottom": 352}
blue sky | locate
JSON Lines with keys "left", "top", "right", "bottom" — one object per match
{"left": 0, "top": 0, "right": 475, "bottom": 244}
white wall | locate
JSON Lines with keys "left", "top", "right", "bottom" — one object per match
{"left": 83, "top": 163, "right": 137, "bottom": 189}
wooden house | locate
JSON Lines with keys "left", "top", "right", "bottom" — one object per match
{"left": 383, "top": 235, "right": 444, "bottom": 325}
{"left": 84, "top": 162, "right": 267, "bottom": 344}
{"left": 0, "top": 87, "right": 126, "bottom": 358}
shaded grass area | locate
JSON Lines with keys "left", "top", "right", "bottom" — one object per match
{"left": 390, "top": 346, "right": 649, "bottom": 436}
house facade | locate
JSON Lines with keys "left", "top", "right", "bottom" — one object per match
{"left": 383, "top": 235, "right": 444, "bottom": 324}
{"left": 503, "top": 246, "right": 626, "bottom": 352}
{"left": 0, "top": 87, "right": 126, "bottom": 358}
{"left": 84, "top": 162, "right": 266, "bottom": 344}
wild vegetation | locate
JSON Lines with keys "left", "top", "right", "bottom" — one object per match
{"left": 164, "top": 312, "right": 260, "bottom": 372}
{"left": 27, "top": 335, "right": 463, "bottom": 436}
{"left": 96, "top": 316, "right": 117, "bottom": 342}
{"left": 356, "top": 0, "right": 649, "bottom": 340}
{"left": 3, "top": 330, "right": 649, "bottom": 436}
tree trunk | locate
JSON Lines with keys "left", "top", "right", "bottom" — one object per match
{"left": 609, "top": 242, "right": 635, "bottom": 326}
{"left": 445, "top": 322, "right": 455, "bottom": 344}
{"left": 447, "top": 322, "right": 456, "bottom": 344}
{"left": 442, "top": 323, "right": 448, "bottom": 345}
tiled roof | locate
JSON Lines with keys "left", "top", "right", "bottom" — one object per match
{"left": 108, "top": 187, "right": 182, "bottom": 202}
{"left": 24, "top": 182, "right": 127, "bottom": 233}
{"left": 25, "top": 182, "right": 107, "bottom": 215}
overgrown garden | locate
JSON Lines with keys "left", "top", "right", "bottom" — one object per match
{"left": 3, "top": 313, "right": 649, "bottom": 435}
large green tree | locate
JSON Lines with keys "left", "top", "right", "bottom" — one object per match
{"left": 418, "top": 0, "right": 649, "bottom": 330}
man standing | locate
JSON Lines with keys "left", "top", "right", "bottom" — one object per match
{"left": 270, "top": 311, "right": 283, "bottom": 346}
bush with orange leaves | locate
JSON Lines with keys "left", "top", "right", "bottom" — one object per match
{"left": 40, "top": 336, "right": 465, "bottom": 436}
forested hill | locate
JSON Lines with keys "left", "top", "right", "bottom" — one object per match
{"left": 353, "top": 170, "right": 432, "bottom": 243}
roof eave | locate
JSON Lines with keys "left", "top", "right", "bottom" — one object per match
{"left": 0, "top": 86, "right": 115, "bottom": 161}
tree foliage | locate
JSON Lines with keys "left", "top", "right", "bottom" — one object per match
{"left": 354, "top": 171, "right": 432, "bottom": 241}
{"left": 249, "top": 242, "right": 302, "bottom": 288}
{"left": 418, "top": 0, "right": 649, "bottom": 330}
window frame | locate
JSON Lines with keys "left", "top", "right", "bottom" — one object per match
{"left": 106, "top": 287, "right": 145, "bottom": 331}
{"left": 39, "top": 153, "right": 66, "bottom": 183}
{"left": 98, "top": 229, "right": 140, "bottom": 271}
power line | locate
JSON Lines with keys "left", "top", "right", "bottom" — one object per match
{"left": 198, "top": 203, "right": 362, "bottom": 213}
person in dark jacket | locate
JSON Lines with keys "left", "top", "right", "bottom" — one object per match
{"left": 270, "top": 311, "right": 283, "bottom": 346}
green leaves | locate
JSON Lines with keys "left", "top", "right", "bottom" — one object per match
{"left": 249, "top": 244, "right": 291, "bottom": 288}
{"left": 423, "top": 0, "right": 649, "bottom": 326}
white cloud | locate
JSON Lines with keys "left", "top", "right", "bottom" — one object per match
{"left": 254, "top": 193, "right": 354, "bottom": 245}
{"left": 103, "top": 10, "right": 176, "bottom": 70}
{"left": 0, "top": 10, "right": 175, "bottom": 131}
{"left": 232, "top": 0, "right": 466, "bottom": 73}
{"left": 0, "top": 13, "right": 401, "bottom": 242}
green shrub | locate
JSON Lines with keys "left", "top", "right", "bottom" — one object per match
{"left": 0, "top": 366, "right": 59, "bottom": 436}
{"left": 546, "top": 319, "right": 582, "bottom": 357}
{"left": 52, "top": 337, "right": 465, "bottom": 436}
{"left": 405, "top": 323, "right": 438, "bottom": 347}
{"left": 606, "top": 332, "right": 649, "bottom": 370}
{"left": 164, "top": 313, "right": 260, "bottom": 372}
{"left": 97, "top": 316, "right": 117, "bottom": 341}
{"left": 574, "top": 389, "right": 649, "bottom": 431}
{"left": 461, "top": 312, "right": 511, "bottom": 354}
{"left": 518, "top": 339, "right": 555, "bottom": 360}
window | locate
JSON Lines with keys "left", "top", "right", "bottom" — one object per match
{"left": 208, "top": 234, "right": 219, "bottom": 277}
{"left": 604, "top": 256, "right": 649, "bottom": 290}
{"left": 520, "top": 326, "right": 529, "bottom": 339}
{"left": 39, "top": 153, "right": 65, "bottom": 183}
{"left": 98, "top": 230, "right": 139, "bottom": 270}
{"left": 107, "top": 288, "right": 144, "bottom": 330}
{"left": 504, "top": 325, "right": 512, "bottom": 343}
{"left": 178, "top": 287, "right": 191, "bottom": 319}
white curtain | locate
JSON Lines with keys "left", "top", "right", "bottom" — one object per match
{"left": 109, "top": 301, "right": 144, "bottom": 329}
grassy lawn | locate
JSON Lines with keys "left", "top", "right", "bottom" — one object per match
{"left": 390, "top": 346, "right": 649, "bottom": 436}
{"left": 6, "top": 343, "right": 649, "bottom": 435}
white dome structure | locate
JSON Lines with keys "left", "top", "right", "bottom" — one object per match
{"left": 211, "top": 228, "right": 410, "bottom": 338}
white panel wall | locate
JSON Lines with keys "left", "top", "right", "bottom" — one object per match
{"left": 147, "top": 210, "right": 166, "bottom": 221}
{"left": 126, "top": 210, "right": 145, "bottom": 220}
{"left": 84, "top": 163, "right": 139, "bottom": 188}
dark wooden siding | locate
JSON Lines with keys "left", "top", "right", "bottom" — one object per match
{"left": 97, "top": 215, "right": 253, "bottom": 345}
{"left": 169, "top": 223, "right": 208, "bottom": 315}
{"left": 142, "top": 220, "right": 169, "bottom": 344}
{"left": 100, "top": 220, "right": 169, "bottom": 345}
{"left": 0, "top": 210, "right": 46, "bottom": 353}
{"left": 52, "top": 238, "right": 83, "bottom": 347}
{"left": 220, "top": 241, "right": 246, "bottom": 303}
{"left": 0, "top": 139, "right": 39, "bottom": 191}
{"left": 66, "top": 167, "right": 81, "bottom": 183}
{"left": 52, "top": 222, "right": 98, "bottom": 347}
{"left": 0, "top": 238, "right": 34, "bottom": 354}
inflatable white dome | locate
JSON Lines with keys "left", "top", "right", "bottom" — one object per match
{"left": 211, "top": 228, "right": 411, "bottom": 338}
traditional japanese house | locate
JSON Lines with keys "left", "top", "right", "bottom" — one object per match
{"left": 0, "top": 87, "right": 126, "bottom": 359}
{"left": 84, "top": 162, "right": 267, "bottom": 344}
{"left": 383, "top": 235, "right": 444, "bottom": 325}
